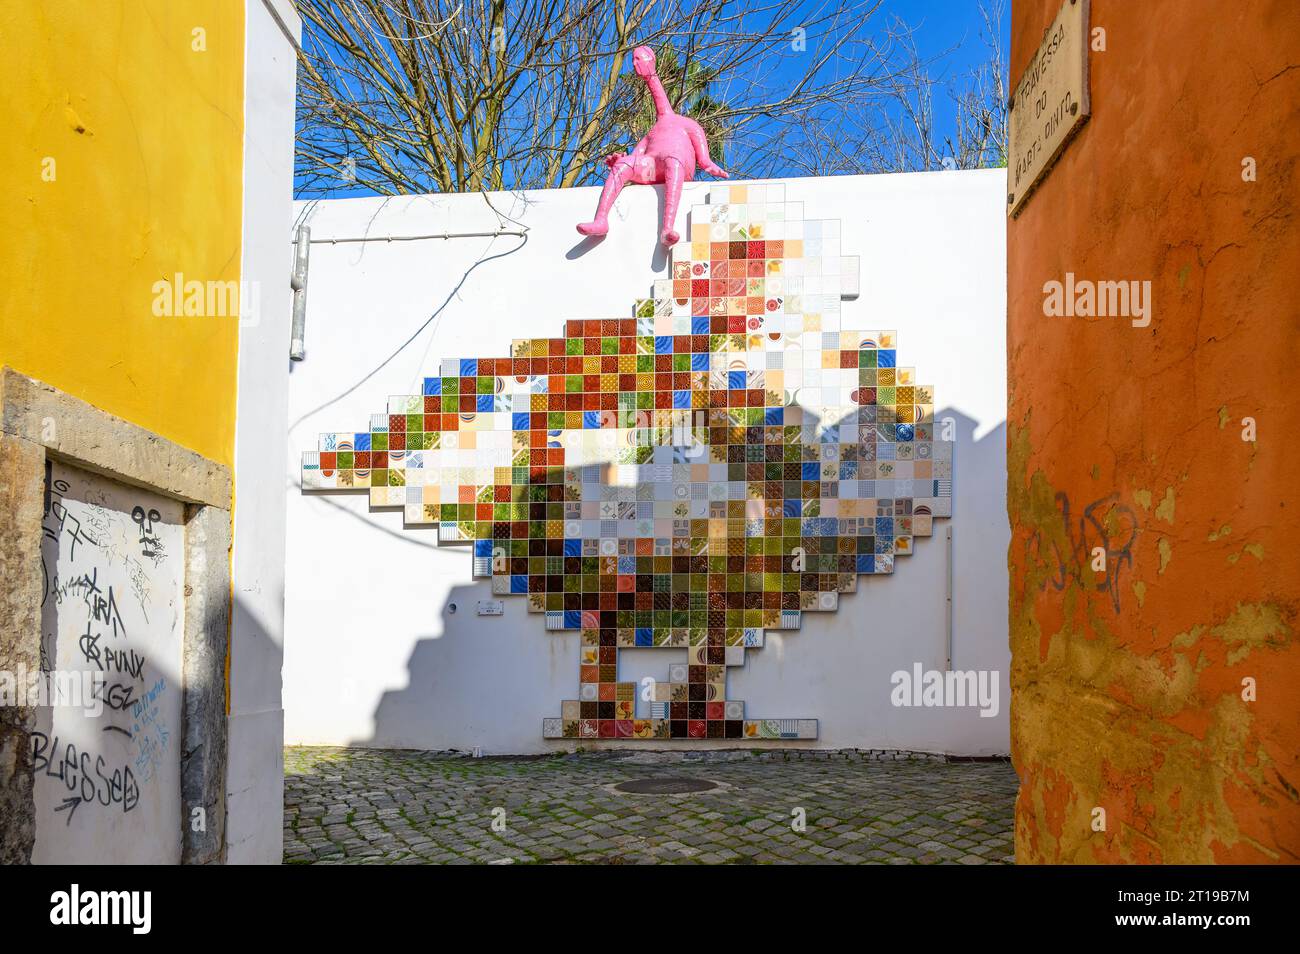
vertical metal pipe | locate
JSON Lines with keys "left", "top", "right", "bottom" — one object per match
{"left": 289, "top": 225, "right": 310, "bottom": 361}
{"left": 945, "top": 525, "right": 954, "bottom": 670}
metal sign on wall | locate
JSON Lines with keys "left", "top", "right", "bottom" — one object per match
{"left": 1007, "top": 0, "right": 1091, "bottom": 216}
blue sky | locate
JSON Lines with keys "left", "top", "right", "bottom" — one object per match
{"left": 885, "top": 0, "right": 1006, "bottom": 74}
{"left": 872, "top": 0, "right": 1009, "bottom": 159}
{"left": 292, "top": 0, "right": 1008, "bottom": 198}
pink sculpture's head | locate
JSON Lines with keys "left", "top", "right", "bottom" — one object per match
{"left": 632, "top": 45, "right": 656, "bottom": 78}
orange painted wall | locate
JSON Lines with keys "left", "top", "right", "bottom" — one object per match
{"left": 1007, "top": 0, "right": 1299, "bottom": 862}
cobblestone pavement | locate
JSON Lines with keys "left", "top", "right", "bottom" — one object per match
{"left": 284, "top": 747, "right": 1018, "bottom": 865}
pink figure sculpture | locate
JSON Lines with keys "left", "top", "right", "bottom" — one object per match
{"left": 576, "top": 46, "right": 729, "bottom": 246}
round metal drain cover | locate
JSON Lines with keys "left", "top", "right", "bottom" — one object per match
{"left": 614, "top": 777, "right": 719, "bottom": 795}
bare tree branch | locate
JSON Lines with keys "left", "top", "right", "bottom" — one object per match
{"left": 292, "top": 0, "right": 1009, "bottom": 195}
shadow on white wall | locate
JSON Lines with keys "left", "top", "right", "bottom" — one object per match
{"left": 349, "top": 404, "right": 1006, "bottom": 755}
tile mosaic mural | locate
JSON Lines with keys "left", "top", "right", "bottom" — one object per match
{"left": 302, "top": 184, "right": 952, "bottom": 741}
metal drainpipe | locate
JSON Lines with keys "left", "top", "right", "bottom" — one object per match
{"left": 945, "top": 525, "right": 954, "bottom": 671}
{"left": 289, "top": 225, "right": 309, "bottom": 361}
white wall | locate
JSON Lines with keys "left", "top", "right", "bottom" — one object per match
{"left": 284, "top": 169, "right": 1008, "bottom": 755}
{"left": 226, "top": 0, "right": 300, "bottom": 863}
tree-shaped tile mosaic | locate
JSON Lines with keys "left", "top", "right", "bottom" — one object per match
{"left": 303, "top": 183, "right": 953, "bottom": 741}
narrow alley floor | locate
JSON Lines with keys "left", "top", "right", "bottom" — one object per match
{"left": 284, "top": 747, "right": 1018, "bottom": 864}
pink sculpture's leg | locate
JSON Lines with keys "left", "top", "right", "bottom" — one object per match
{"left": 660, "top": 157, "right": 686, "bottom": 246}
{"left": 576, "top": 161, "right": 633, "bottom": 237}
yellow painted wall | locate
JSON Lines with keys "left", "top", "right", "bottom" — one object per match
{"left": 0, "top": 1, "right": 245, "bottom": 466}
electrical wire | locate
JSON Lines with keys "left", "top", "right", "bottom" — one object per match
{"left": 288, "top": 191, "right": 531, "bottom": 433}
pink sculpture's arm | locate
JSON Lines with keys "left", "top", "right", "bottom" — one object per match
{"left": 625, "top": 137, "right": 648, "bottom": 163}
{"left": 686, "top": 119, "right": 728, "bottom": 178}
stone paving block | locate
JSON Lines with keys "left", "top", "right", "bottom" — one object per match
{"left": 283, "top": 747, "right": 1017, "bottom": 866}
